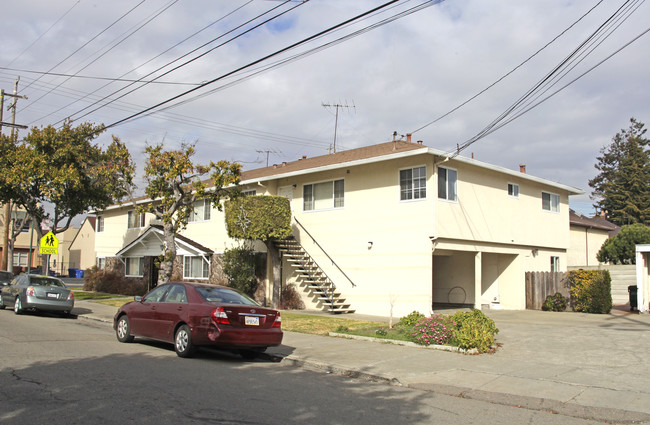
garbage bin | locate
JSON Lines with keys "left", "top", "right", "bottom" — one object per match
{"left": 628, "top": 285, "right": 638, "bottom": 311}
{"left": 74, "top": 269, "right": 84, "bottom": 278}
{"left": 68, "top": 268, "right": 75, "bottom": 278}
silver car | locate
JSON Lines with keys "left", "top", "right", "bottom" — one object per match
{"left": 0, "top": 274, "right": 74, "bottom": 316}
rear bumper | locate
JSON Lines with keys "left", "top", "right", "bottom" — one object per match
{"left": 194, "top": 325, "right": 283, "bottom": 348}
{"left": 25, "top": 295, "right": 74, "bottom": 312}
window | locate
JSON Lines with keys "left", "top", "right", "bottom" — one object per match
{"left": 550, "top": 256, "right": 560, "bottom": 272}
{"left": 542, "top": 192, "right": 560, "bottom": 212}
{"left": 13, "top": 252, "right": 29, "bottom": 267}
{"left": 183, "top": 255, "right": 209, "bottom": 279}
{"left": 164, "top": 284, "right": 188, "bottom": 303}
{"left": 508, "top": 183, "right": 519, "bottom": 198}
{"left": 127, "top": 210, "right": 145, "bottom": 229}
{"left": 400, "top": 166, "right": 426, "bottom": 201}
{"left": 143, "top": 285, "right": 169, "bottom": 303}
{"left": 438, "top": 166, "right": 457, "bottom": 201}
{"left": 97, "top": 257, "right": 106, "bottom": 269}
{"left": 189, "top": 199, "right": 211, "bottom": 222}
{"left": 97, "top": 216, "right": 105, "bottom": 232}
{"left": 303, "top": 179, "right": 344, "bottom": 211}
{"left": 125, "top": 257, "right": 144, "bottom": 277}
{"left": 242, "top": 189, "right": 257, "bottom": 196}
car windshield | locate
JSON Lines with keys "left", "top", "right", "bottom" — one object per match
{"left": 195, "top": 287, "right": 259, "bottom": 306}
{"left": 30, "top": 277, "right": 64, "bottom": 287}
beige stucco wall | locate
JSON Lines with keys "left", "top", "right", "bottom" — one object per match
{"left": 68, "top": 219, "right": 96, "bottom": 270}
{"left": 568, "top": 225, "right": 609, "bottom": 267}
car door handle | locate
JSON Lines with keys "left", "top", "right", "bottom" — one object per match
{"left": 177, "top": 306, "right": 183, "bottom": 311}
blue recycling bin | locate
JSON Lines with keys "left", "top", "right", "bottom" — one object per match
{"left": 74, "top": 269, "right": 84, "bottom": 278}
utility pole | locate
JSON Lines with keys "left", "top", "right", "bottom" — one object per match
{"left": 322, "top": 100, "right": 355, "bottom": 154}
{"left": 1, "top": 78, "right": 27, "bottom": 271}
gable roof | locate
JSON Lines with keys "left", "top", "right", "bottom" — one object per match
{"left": 570, "top": 209, "right": 620, "bottom": 234}
{"left": 116, "top": 225, "right": 213, "bottom": 257}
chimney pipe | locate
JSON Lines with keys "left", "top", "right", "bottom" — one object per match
{"left": 519, "top": 164, "right": 526, "bottom": 174}
{"left": 406, "top": 133, "right": 412, "bottom": 143}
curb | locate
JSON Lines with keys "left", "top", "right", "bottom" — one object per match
{"left": 328, "top": 332, "right": 478, "bottom": 354}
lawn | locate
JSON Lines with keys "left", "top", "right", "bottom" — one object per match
{"left": 282, "top": 312, "right": 410, "bottom": 340}
{"left": 74, "top": 290, "right": 133, "bottom": 307}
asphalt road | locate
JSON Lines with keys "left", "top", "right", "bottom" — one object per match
{"left": 0, "top": 310, "right": 607, "bottom": 425}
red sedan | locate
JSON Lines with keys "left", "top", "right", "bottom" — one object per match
{"left": 113, "top": 282, "right": 283, "bottom": 358}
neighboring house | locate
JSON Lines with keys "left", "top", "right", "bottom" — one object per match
{"left": 94, "top": 137, "right": 582, "bottom": 317}
{"left": 68, "top": 216, "right": 97, "bottom": 272}
{"left": 568, "top": 209, "right": 620, "bottom": 267}
{"left": 0, "top": 205, "right": 40, "bottom": 273}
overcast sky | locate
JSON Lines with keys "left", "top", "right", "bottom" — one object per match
{"left": 2, "top": 0, "right": 648, "bottom": 217}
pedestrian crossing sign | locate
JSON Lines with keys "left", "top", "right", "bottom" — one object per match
{"left": 39, "top": 231, "right": 59, "bottom": 255}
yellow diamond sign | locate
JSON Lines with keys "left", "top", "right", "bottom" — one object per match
{"left": 39, "top": 231, "right": 59, "bottom": 255}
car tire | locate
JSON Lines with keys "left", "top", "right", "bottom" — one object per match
{"left": 14, "top": 297, "right": 23, "bottom": 315}
{"left": 116, "top": 315, "right": 134, "bottom": 343}
{"left": 174, "top": 324, "right": 196, "bottom": 358}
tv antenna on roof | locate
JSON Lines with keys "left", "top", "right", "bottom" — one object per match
{"left": 256, "top": 149, "right": 281, "bottom": 167}
{"left": 322, "top": 100, "right": 355, "bottom": 153}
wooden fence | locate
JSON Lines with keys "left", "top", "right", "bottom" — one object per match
{"left": 525, "top": 272, "right": 569, "bottom": 310}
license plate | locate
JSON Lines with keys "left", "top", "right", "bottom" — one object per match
{"left": 47, "top": 293, "right": 59, "bottom": 299}
{"left": 245, "top": 316, "right": 259, "bottom": 326}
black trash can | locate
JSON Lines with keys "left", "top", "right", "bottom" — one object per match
{"left": 628, "top": 285, "right": 638, "bottom": 311}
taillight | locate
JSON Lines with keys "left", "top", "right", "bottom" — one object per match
{"left": 68, "top": 292, "right": 74, "bottom": 301}
{"left": 272, "top": 312, "right": 282, "bottom": 328}
{"left": 211, "top": 307, "right": 230, "bottom": 325}
{"left": 26, "top": 286, "right": 35, "bottom": 297}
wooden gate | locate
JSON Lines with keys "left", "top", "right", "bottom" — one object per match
{"left": 525, "top": 272, "right": 569, "bottom": 310}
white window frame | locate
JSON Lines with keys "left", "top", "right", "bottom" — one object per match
{"left": 542, "top": 192, "right": 560, "bottom": 213}
{"left": 183, "top": 255, "right": 210, "bottom": 280}
{"left": 550, "top": 256, "right": 560, "bottom": 272}
{"left": 438, "top": 166, "right": 458, "bottom": 202}
{"left": 97, "top": 257, "right": 106, "bottom": 269}
{"left": 127, "top": 210, "right": 145, "bottom": 229}
{"left": 125, "top": 257, "right": 144, "bottom": 277}
{"left": 507, "top": 183, "right": 519, "bottom": 198}
{"left": 189, "top": 199, "right": 211, "bottom": 222}
{"left": 303, "top": 179, "right": 344, "bottom": 212}
{"left": 242, "top": 189, "right": 257, "bottom": 196}
{"left": 97, "top": 216, "right": 105, "bottom": 232}
{"left": 399, "top": 166, "right": 427, "bottom": 201}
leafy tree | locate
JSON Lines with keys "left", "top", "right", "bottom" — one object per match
{"left": 0, "top": 122, "right": 135, "bottom": 271}
{"left": 225, "top": 196, "right": 292, "bottom": 307}
{"left": 139, "top": 143, "right": 240, "bottom": 285}
{"left": 596, "top": 223, "right": 650, "bottom": 264}
{"left": 222, "top": 243, "right": 258, "bottom": 297}
{"left": 589, "top": 118, "right": 650, "bottom": 226}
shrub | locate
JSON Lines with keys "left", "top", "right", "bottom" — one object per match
{"left": 450, "top": 309, "right": 499, "bottom": 353}
{"left": 409, "top": 315, "right": 456, "bottom": 346}
{"left": 569, "top": 270, "right": 612, "bottom": 314}
{"left": 542, "top": 292, "right": 568, "bottom": 312}
{"left": 222, "top": 245, "right": 258, "bottom": 297}
{"left": 83, "top": 266, "right": 147, "bottom": 296}
{"left": 397, "top": 311, "right": 426, "bottom": 329}
{"left": 278, "top": 283, "right": 305, "bottom": 310}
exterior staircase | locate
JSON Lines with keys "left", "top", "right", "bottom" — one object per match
{"left": 274, "top": 237, "right": 354, "bottom": 314}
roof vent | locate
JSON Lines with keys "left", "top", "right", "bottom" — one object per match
{"left": 519, "top": 164, "right": 526, "bottom": 174}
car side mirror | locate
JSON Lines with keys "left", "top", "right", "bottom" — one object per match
{"left": 134, "top": 296, "right": 142, "bottom": 302}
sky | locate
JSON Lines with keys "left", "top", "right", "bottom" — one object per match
{"left": 1, "top": 0, "right": 649, "bottom": 218}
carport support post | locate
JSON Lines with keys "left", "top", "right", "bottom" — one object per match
{"left": 474, "top": 252, "right": 482, "bottom": 310}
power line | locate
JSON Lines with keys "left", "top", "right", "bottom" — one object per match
{"left": 26, "top": 0, "right": 180, "bottom": 124}
{"left": 57, "top": 0, "right": 297, "bottom": 125}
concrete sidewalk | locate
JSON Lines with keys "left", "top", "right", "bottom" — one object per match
{"left": 74, "top": 300, "right": 650, "bottom": 424}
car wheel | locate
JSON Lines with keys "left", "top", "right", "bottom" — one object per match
{"left": 14, "top": 297, "right": 23, "bottom": 315}
{"left": 174, "top": 325, "right": 196, "bottom": 358}
{"left": 116, "top": 315, "right": 134, "bottom": 343}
